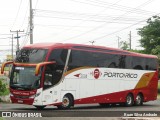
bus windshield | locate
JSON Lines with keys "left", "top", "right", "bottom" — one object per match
{"left": 10, "top": 66, "right": 41, "bottom": 90}
{"left": 16, "top": 49, "right": 48, "bottom": 63}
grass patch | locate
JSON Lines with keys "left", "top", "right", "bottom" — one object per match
{"left": 0, "top": 117, "right": 4, "bottom": 120}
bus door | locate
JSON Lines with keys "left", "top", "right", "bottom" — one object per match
{"left": 42, "top": 69, "right": 54, "bottom": 105}
{"left": 42, "top": 49, "right": 68, "bottom": 105}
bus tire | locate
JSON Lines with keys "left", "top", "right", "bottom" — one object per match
{"left": 125, "top": 94, "right": 134, "bottom": 107}
{"left": 135, "top": 93, "right": 143, "bottom": 106}
{"left": 34, "top": 105, "right": 46, "bottom": 110}
{"left": 58, "top": 94, "right": 74, "bottom": 109}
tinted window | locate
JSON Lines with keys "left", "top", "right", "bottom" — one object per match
{"left": 132, "top": 57, "right": 146, "bottom": 70}
{"left": 16, "top": 49, "right": 48, "bottom": 63}
{"left": 68, "top": 50, "right": 157, "bottom": 71}
{"left": 131, "top": 57, "right": 157, "bottom": 70}
{"left": 118, "top": 55, "right": 126, "bottom": 68}
{"left": 68, "top": 50, "right": 120, "bottom": 70}
{"left": 73, "top": 46, "right": 130, "bottom": 55}
{"left": 125, "top": 56, "right": 132, "bottom": 69}
{"left": 145, "top": 58, "right": 157, "bottom": 70}
{"left": 43, "top": 49, "right": 68, "bottom": 89}
{"left": 48, "top": 49, "right": 68, "bottom": 65}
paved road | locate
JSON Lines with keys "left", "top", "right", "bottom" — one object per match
{"left": 0, "top": 100, "right": 160, "bottom": 117}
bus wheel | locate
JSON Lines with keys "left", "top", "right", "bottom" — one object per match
{"left": 58, "top": 94, "right": 73, "bottom": 109}
{"left": 34, "top": 105, "right": 46, "bottom": 110}
{"left": 125, "top": 94, "right": 134, "bottom": 107}
{"left": 135, "top": 94, "right": 143, "bottom": 106}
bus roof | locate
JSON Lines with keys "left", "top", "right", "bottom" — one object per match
{"left": 23, "top": 43, "right": 157, "bottom": 59}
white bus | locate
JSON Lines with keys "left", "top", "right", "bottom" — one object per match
{"left": 1, "top": 43, "right": 159, "bottom": 109}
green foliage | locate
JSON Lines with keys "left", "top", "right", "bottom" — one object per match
{"left": 0, "top": 79, "right": 8, "bottom": 96}
{"left": 138, "top": 15, "right": 160, "bottom": 55}
{"left": 151, "top": 45, "right": 160, "bottom": 55}
{"left": 128, "top": 49, "right": 145, "bottom": 54}
{"left": 120, "top": 41, "right": 129, "bottom": 50}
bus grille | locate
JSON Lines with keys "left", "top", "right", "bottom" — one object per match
{"left": 14, "top": 95, "right": 29, "bottom": 99}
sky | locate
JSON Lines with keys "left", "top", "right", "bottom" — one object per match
{"left": 0, "top": 0, "right": 160, "bottom": 61}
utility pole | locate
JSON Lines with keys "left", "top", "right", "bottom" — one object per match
{"left": 11, "top": 34, "right": 13, "bottom": 60}
{"left": 129, "top": 31, "right": 131, "bottom": 50}
{"left": 117, "top": 36, "right": 121, "bottom": 48}
{"left": 10, "top": 30, "right": 24, "bottom": 51}
{"left": 30, "top": 0, "right": 33, "bottom": 44}
{"left": 89, "top": 41, "right": 95, "bottom": 45}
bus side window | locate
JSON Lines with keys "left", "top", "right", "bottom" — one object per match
{"left": 47, "top": 49, "right": 68, "bottom": 86}
{"left": 146, "top": 65, "right": 149, "bottom": 70}
{"left": 44, "top": 74, "right": 52, "bottom": 86}
{"left": 133, "top": 65, "right": 143, "bottom": 70}
{"left": 44, "top": 66, "right": 54, "bottom": 89}
{"left": 118, "top": 55, "right": 126, "bottom": 68}
{"left": 108, "top": 62, "right": 117, "bottom": 68}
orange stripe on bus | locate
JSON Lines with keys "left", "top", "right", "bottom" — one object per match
{"left": 64, "top": 66, "right": 94, "bottom": 76}
{"left": 135, "top": 72, "right": 155, "bottom": 89}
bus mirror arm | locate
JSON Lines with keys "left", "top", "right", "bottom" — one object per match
{"left": 35, "top": 61, "right": 56, "bottom": 76}
{"left": 1, "top": 61, "right": 13, "bottom": 74}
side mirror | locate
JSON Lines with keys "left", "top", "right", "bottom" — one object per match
{"left": 1, "top": 61, "right": 13, "bottom": 74}
{"left": 35, "top": 61, "right": 56, "bottom": 76}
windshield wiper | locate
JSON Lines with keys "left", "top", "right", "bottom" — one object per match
{"left": 10, "top": 84, "right": 31, "bottom": 90}
{"left": 10, "top": 84, "right": 25, "bottom": 90}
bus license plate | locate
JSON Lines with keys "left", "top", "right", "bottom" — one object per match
{"left": 18, "top": 100, "right": 23, "bottom": 103}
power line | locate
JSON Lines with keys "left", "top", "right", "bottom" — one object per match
{"left": 87, "top": 0, "right": 155, "bottom": 15}
{"left": 0, "top": 45, "right": 12, "bottom": 46}
{"left": 33, "top": 0, "right": 123, "bottom": 39}
{"left": 35, "top": 9, "right": 153, "bottom": 22}
{"left": 69, "top": 0, "right": 156, "bottom": 16}
{"left": 10, "top": 30, "right": 24, "bottom": 51}
{"left": 30, "top": 0, "right": 33, "bottom": 44}
{"left": 0, "top": 37, "right": 12, "bottom": 39}
{"left": 34, "top": 14, "right": 147, "bottom": 24}
{"left": 20, "top": 0, "right": 29, "bottom": 28}
{"left": 57, "top": 0, "right": 157, "bottom": 43}
{"left": 10, "top": 0, "right": 23, "bottom": 30}
{"left": 83, "top": 12, "right": 160, "bottom": 43}
{"left": 20, "top": 25, "right": 30, "bottom": 48}
{"left": 0, "top": 34, "right": 12, "bottom": 35}
{"left": 34, "top": 0, "right": 39, "bottom": 9}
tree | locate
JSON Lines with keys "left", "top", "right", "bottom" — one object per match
{"left": 138, "top": 15, "right": 160, "bottom": 55}
{"left": 120, "top": 41, "right": 129, "bottom": 50}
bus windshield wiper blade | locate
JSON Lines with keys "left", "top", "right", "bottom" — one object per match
{"left": 10, "top": 84, "right": 31, "bottom": 90}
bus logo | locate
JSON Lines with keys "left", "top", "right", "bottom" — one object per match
{"left": 94, "top": 69, "right": 100, "bottom": 79}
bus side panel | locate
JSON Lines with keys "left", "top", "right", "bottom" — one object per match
{"left": 74, "top": 90, "right": 130, "bottom": 104}
{"left": 64, "top": 68, "right": 158, "bottom": 105}
{"left": 133, "top": 71, "right": 158, "bottom": 102}
{"left": 141, "top": 71, "right": 158, "bottom": 102}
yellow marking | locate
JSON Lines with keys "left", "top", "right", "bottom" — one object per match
{"left": 35, "top": 61, "right": 56, "bottom": 76}
{"left": 1, "top": 61, "right": 13, "bottom": 74}
{"left": 135, "top": 72, "right": 155, "bottom": 89}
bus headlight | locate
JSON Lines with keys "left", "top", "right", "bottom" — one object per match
{"left": 10, "top": 93, "right": 13, "bottom": 97}
{"left": 29, "top": 93, "right": 41, "bottom": 99}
